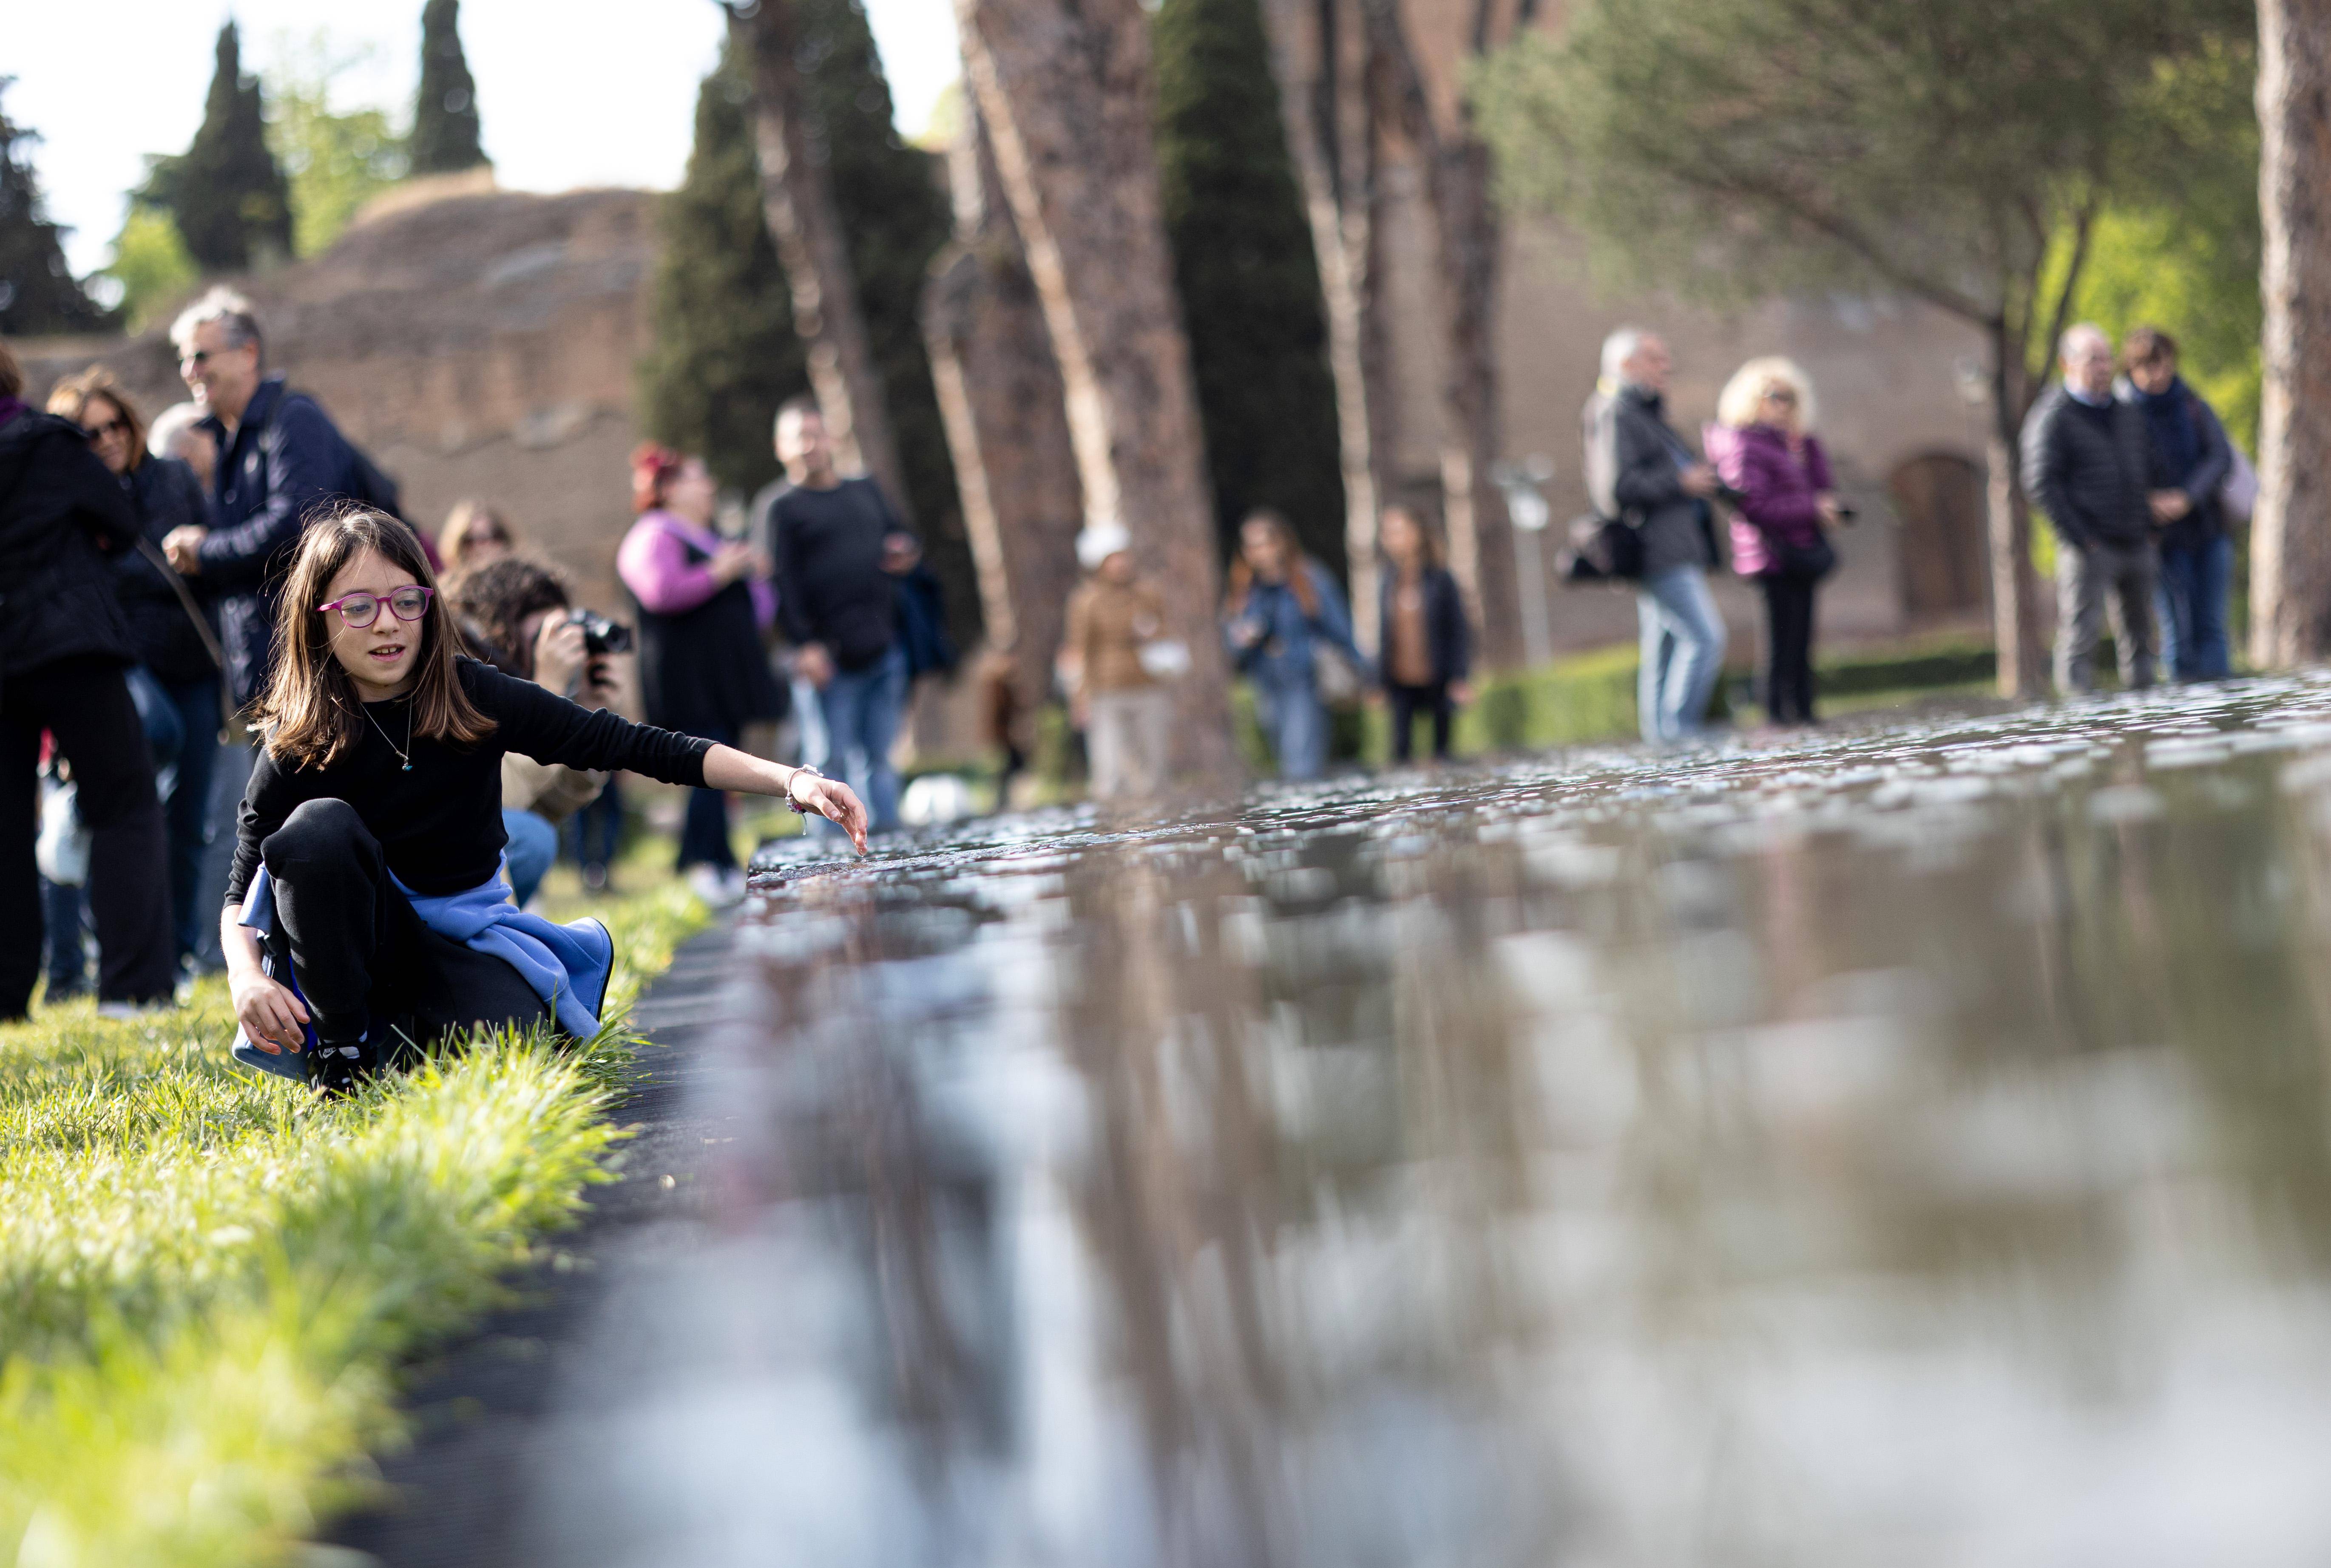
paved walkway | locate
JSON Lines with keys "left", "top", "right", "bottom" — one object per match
{"left": 326, "top": 918, "right": 750, "bottom": 1567}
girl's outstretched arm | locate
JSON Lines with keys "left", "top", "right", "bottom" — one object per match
{"left": 702, "top": 744, "right": 870, "bottom": 854}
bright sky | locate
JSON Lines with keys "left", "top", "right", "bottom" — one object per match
{"left": 13, "top": 0, "right": 963, "bottom": 281}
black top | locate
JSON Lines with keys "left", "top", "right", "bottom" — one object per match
{"left": 761, "top": 476, "right": 909, "bottom": 669}
{"left": 227, "top": 658, "right": 713, "bottom": 906}
{"left": 0, "top": 406, "right": 139, "bottom": 680}
{"left": 114, "top": 454, "right": 219, "bottom": 683}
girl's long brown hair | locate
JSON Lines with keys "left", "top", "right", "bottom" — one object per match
{"left": 1222, "top": 508, "right": 1319, "bottom": 618}
{"left": 254, "top": 507, "right": 496, "bottom": 768}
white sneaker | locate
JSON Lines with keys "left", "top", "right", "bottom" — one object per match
{"left": 96, "top": 998, "right": 170, "bottom": 1022}
{"left": 687, "top": 864, "right": 746, "bottom": 910}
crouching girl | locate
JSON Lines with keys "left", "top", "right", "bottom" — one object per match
{"left": 224, "top": 508, "right": 867, "bottom": 1093}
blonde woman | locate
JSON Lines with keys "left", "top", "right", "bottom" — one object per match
{"left": 1703, "top": 357, "right": 1842, "bottom": 726}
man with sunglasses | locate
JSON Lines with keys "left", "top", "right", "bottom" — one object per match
{"left": 159, "top": 287, "right": 368, "bottom": 717}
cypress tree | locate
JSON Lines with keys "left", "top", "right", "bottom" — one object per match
{"left": 640, "top": 43, "right": 806, "bottom": 499}
{"left": 643, "top": 3, "right": 978, "bottom": 639}
{"left": 0, "top": 81, "right": 113, "bottom": 335}
{"left": 799, "top": 0, "right": 971, "bottom": 634}
{"left": 410, "top": 0, "right": 489, "bottom": 175}
{"left": 152, "top": 23, "right": 293, "bottom": 274}
{"left": 1153, "top": 0, "right": 1347, "bottom": 577}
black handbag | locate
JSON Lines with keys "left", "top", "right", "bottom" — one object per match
{"left": 1562, "top": 513, "right": 1644, "bottom": 583}
{"left": 1775, "top": 531, "right": 1837, "bottom": 581}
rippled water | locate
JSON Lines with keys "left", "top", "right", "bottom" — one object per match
{"left": 569, "top": 679, "right": 2331, "bottom": 1565}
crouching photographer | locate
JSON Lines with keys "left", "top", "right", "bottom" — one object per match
{"left": 450, "top": 556, "right": 633, "bottom": 907}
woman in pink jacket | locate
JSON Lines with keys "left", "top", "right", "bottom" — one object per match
{"left": 616, "top": 444, "right": 784, "bottom": 905}
{"left": 1704, "top": 358, "right": 1843, "bottom": 726}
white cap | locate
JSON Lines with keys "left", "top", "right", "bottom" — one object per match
{"left": 1076, "top": 522, "right": 1133, "bottom": 572}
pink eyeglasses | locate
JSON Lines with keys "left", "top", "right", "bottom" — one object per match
{"left": 318, "top": 585, "right": 433, "bottom": 628}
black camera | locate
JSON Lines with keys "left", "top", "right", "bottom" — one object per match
{"left": 565, "top": 607, "right": 633, "bottom": 656}
{"left": 1713, "top": 481, "right": 1751, "bottom": 507}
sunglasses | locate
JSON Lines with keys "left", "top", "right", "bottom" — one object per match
{"left": 1763, "top": 387, "right": 1798, "bottom": 404}
{"left": 318, "top": 585, "right": 433, "bottom": 629}
{"left": 87, "top": 418, "right": 131, "bottom": 439}
{"left": 463, "top": 530, "right": 508, "bottom": 547}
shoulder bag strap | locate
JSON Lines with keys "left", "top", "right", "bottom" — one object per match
{"left": 132, "top": 534, "right": 228, "bottom": 670}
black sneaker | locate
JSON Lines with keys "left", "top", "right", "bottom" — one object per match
{"left": 308, "top": 1040, "right": 375, "bottom": 1099}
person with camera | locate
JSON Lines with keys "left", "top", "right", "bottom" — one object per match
{"left": 1705, "top": 357, "right": 1842, "bottom": 728}
{"left": 617, "top": 443, "right": 783, "bottom": 907}
{"left": 1584, "top": 327, "right": 1728, "bottom": 743}
{"left": 451, "top": 556, "right": 629, "bottom": 907}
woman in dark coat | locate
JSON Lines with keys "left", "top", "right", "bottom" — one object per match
{"left": 0, "top": 340, "right": 176, "bottom": 1017}
{"left": 48, "top": 370, "right": 221, "bottom": 970}
{"left": 1374, "top": 506, "right": 1472, "bottom": 762}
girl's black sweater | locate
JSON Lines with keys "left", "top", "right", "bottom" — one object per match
{"left": 227, "top": 658, "right": 712, "bottom": 906}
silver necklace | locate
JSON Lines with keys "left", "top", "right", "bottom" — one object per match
{"left": 363, "top": 700, "right": 415, "bottom": 771}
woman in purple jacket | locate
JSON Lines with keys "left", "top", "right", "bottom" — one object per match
{"left": 1704, "top": 358, "right": 1843, "bottom": 726}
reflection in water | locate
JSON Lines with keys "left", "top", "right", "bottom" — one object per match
{"left": 545, "top": 678, "right": 2331, "bottom": 1565}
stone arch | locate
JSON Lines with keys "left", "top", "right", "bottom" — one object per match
{"left": 1888, "top": 451, "right": 1988, "bottom": 617}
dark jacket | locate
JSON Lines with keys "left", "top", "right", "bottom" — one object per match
{"left": 0, "top": 405, "right": 139, "bottom": 683}
{"left": 1375, "top": 564, "right": 1471, "bottom": 686}
{"left": 195, "top": 374, "right": 363, "bottom": 710}
{"left": 1584, "top": 383, "right": 1717, "bottom": 578}
{"left": 2020, "top": 383, "right": 2157, "bottom": 551}
{"left": 114, "top": 454, "right": 219, "bottom": 684}
{"left": 892, "top": 562, "right": 958, "bottom": 680}
{"left": 758, "top": 476, "right": 910, "bottom": 671}
{"left": 2119, "top": 375, "right": 2233, "bottom": 555}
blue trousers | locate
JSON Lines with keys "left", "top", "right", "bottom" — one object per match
{"left": 43, "top": 668, "right": 210, "bottom": 989}
{"left": 1636, "top": 566, "right": 1728, "bottom": 742}
{"left": 502, "top": 808, "right": 559, "bottom": 907}
{"left": 1252, "top": 668, "right": 1330, "bottom": 780}
{"left": 2156, "top": 533, "right": 2234, "bottom": 681}
{"left": 808, "top": 644, "right": 908, "bottom": 837}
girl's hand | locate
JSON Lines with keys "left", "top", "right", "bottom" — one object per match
{"left": 232, "top": 970, "right": 309, "bottom": 1054}
{"left": 1450, "top": 680, "right": 1476, "bottom": 707}
{"left": 1815, "top": 493, "right": 1844, "bottom": 527}
{"left": 790, "top": 770, "right": 871, "bottom": 854}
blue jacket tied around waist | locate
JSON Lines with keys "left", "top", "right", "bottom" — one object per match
{"left": 229, "top": 859, "right": 613, "bottom": 1078}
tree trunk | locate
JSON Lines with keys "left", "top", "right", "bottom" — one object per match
{"left": 1259, "top": 0, "right": 1396, "bottom": 649}
{"left": 733, "top": 0, "right": 913, "bottom": 517}
{"left": 923, "top": 102, "right": 1087, "bottom": 739}
{"left": 2252, "top": 0, "right": 2331, "bottom": 666}
{"left": 1358, "top": 0, "right": 1523, "bottom": 669}
{"left": 956, "top": 0, "right": 1238, "bottom": 781}
{"left": 1985, "top": 332, "right": 2047, "bottom": 697}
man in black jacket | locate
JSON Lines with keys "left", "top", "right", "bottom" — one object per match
{"left": 756, "top": 396, "right": 916, "bottom": 834}
{"left": 0, "top": 338, "right": 176, "bottom": 1018}
{"left": 159, "top": 288, "right": 364, "bottom": 714}
{"left": 1584, "top": 327, "right": 1729, "bottom": 741}
{"left": 2021, "top": 323, "right": 2160, "bottom": 693}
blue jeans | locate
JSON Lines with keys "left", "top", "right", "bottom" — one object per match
{"left": 809, "top": 644, "right": 908, "bottom": 836}
{"left": 1252, "top": 666, "right": 1330, "bottom": 780}
{"left": 2156, "top": 533, "right": 2234, "bottom": 681}
{"left": 156, "top": 676, "right": 221, "bottom": 963}
{"left": 1636, "top": 566, "right": 1728, "bottom": 742}
{"left": 502, "top": 808, "right": 559, "bottom": 907}
{"left": 563, "top": 776, "right": 623, "bottom": 872}
{"left": 677, "top": 724, "right": 738, "bottom": 871}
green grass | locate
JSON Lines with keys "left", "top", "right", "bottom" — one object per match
{"left": 0, "top": 875, "right": 707, "bottom": 1566}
